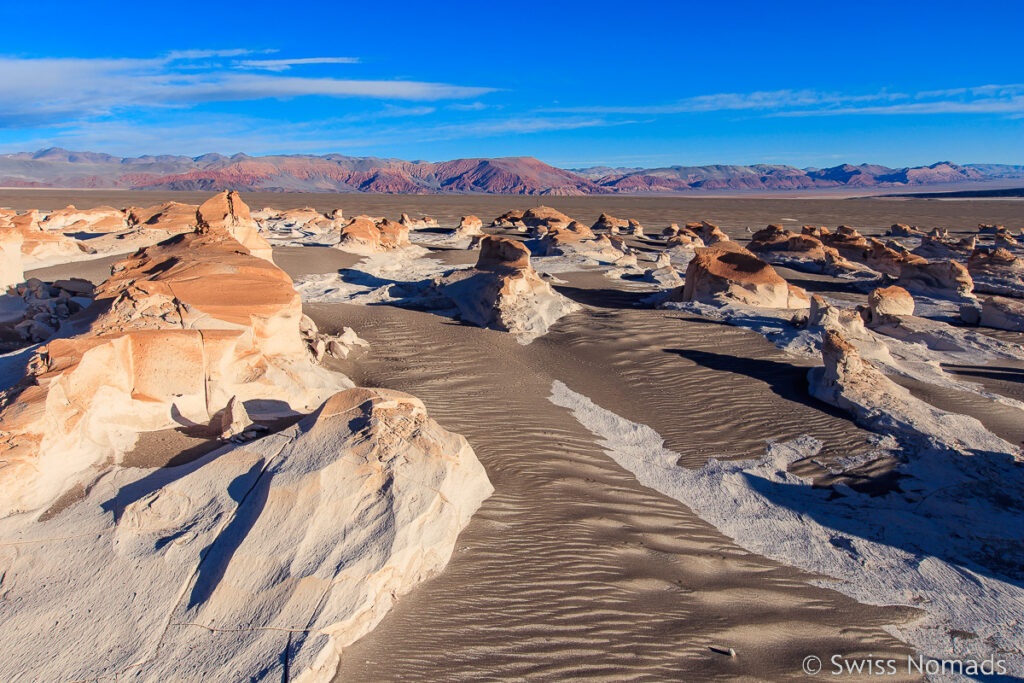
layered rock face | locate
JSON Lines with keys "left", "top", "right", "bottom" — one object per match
{"left": 0, "top": 196, "right": 346, "bottom": 516}
{"left": 436, "top": 236, "right": 579, "bottom": 342}
{"left": 677, "top": 241, "right": 810, "bottom": 308}
{"left": 0, "top": 386, "right": 493, "bottom": 682}
{"left": 337, "top": 216, "right": 412, "bottom": 254}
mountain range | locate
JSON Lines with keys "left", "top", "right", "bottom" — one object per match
{"left": 1, "top": 148, "right": 1022, "bottom": 195}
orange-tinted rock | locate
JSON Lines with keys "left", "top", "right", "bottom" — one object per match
{"left": 128, "top": 201, "right": 199, "bottom": 233}
{"left": 477, "top": 235, "right": 532, "bottom": 271}
{"left": 677, "top": 241, "right": 809, "bottom": 308}
{"left": 196, "top": 191, "right": 274, "bottom": 262}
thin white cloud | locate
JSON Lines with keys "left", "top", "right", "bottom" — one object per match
{"left": 234, "top": 57, "right": 360, "bottom": 71}
{"left": 166, "top": 48, "right": 276, "bottom": 61}
{"left": 0, "top": 113, "right": 631, "bottom": 157}
{"left": 0, "top": 54, "right": 494, "bottom": 128}
{"left": 548, "top": 85, "right": 1024, "bottom": 118}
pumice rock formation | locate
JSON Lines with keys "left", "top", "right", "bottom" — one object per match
{"left": 967, "top": 247, "right": 1024, "bottom": 298}
{"left": 436, "top": 236, "right": 579, "bottom": 342}
{"left": 747, "top": 224, "right": 865, "bottom": 277}
{"left": 0, "top": 386, "right": 493, "bottom": 682}
{"left": 455, "top": 215, "right": 484, "bottom": 236}
{"left": 1, "top": 208, "right": 93, "bottom": 268}
{"left": 128, "top": 201, "right": 200, "bottom": 234}
{"left": 0, "top": 193, "right": 347, "bottom": 516}
{"left": 337, "top": 216, "right": 412, "bottom": 254}
{"left": 676, "top": 241, "right": 810, "bottom": 309}
{"left": 865, "top": 285, "right": 915, "bottom": 322}
{"left": 808, "top": 330, "right": 1018, "bottom": 457}
{"left": 196, "top": 190, "right": 274, "bottom": 262}
{"left": 40, "top": 205, "right": 127, "bottom": 233}
{"left": 896, "top": 258, "right": 975, "bottom": 300}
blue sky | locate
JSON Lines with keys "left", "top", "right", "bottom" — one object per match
{"left": 1, "top": 0, "right": 1022, "bottom": 168}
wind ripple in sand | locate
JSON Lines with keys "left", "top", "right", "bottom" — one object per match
{"left": 549, "top": 380, "right": 1024, "bottom": 677}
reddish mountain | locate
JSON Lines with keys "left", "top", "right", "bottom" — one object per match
{"left": 0, "top": 149, "right": 1019, "bottom": 194}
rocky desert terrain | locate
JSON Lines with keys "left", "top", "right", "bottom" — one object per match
{"left": 1, "top": 190, "right": 1022, "bottom": 680}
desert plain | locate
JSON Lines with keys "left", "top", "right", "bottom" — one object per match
{"left": 1, "top": 189, "right": 1022, "bottom": 681}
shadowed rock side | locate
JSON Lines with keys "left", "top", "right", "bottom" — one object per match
{"left": 0, "top": 386, "right": 493, "bottom": 682}
{"left": 0, "top": 195, "right": 347, "bottom": 516}
{"left": 436, "top": 236, "right": 580, "bottom": 342}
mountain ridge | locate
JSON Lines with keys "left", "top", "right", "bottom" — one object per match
{"left": 2, "top": 148, "right": 1022, "bottom": 195}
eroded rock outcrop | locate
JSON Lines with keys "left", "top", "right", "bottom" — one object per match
{"left": 127, "top": 201, "right": 199, "bottom": 233}
{"left": 897, "top": 259, "right": 975, "bottom": 300}
{"left": 41, "top": 205, "right": 127, "bottom": 233}
{"left": 435, "top": 236, "right": 579, "bottom": 342}
{"left": 0, "top": 203, "right": 347, "bottom": 516}
{"left": 337, "top": 216, "right": 412, "bottom": 254}
{"left": 1, "top": 210, "right": 93, "bottom": 268}
{"left": 676, "top": 241, "right": 809, "bottom": 309}
{"left": 809, "top": 330, "right": 1018, "bottom": 457}
{"left": 0, "top": 386, "right": 492, "bottom": 681}
{"left": 454, "top": 215, "right": 484, "bottom": 237}
{"left": 196, "top": 191, "right": 274, "bottom": 262}
{"left": 967, "top": 247, "right": 1024, "bottom": 298}
{"left": 748, "top": 224, "right": 865, "bottom": 277}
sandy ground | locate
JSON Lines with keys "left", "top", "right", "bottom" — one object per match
{"left": 17, "top": 196, "right": 1024, "bottom": 680}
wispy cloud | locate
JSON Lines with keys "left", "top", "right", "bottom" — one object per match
{"left": 0, "top": 113, "right": 630, "bottom": 157}
{"left": 234, "top": 57, "right": 360, "bottom": 71}
{"left": 548, "top": 85, "right": 1024, "bottom": 118}
{"left": 0, "top": 52, "right": 494, "bottom": 129}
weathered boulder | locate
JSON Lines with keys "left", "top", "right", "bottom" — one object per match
{"left": 676, "top": 241, "right": 809, "bottom": 309}
{"left": 337, "top": 216, "right": 411, "bottom": 254}
{"left": 977, "top": 296, "right": 1024, "bottom": 332}
{"left": 196, "top": 191, "right": 274, "bottom": 263}
{"left": 0, "top": 220, "right": 347, "bottom": 516}
{"left": 521, "top": 206, "right": 573, "bottom": 229}
{"left": 436, "top": 236, "right": 579, "bottom": 342}
{"left": 128, "top": 201, "right": 199, "bottom": 233}
{"left": 454, "top": 215, "right": 484, "bottom": 236}
{"left": 869, "top": 285, "right": 915, "bottom": 317}
{"left": 0, "top": 386, "right": 492, "bottom": 682}
{"left": 897, "top": 259, "right": 975, "bottom": 300}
